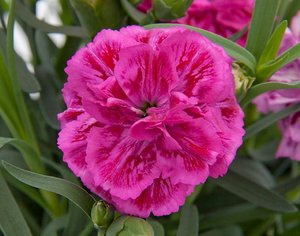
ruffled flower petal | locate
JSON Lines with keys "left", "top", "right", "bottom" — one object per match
{"left": 58, "top": 112, "right": 98, "bottom": 177}
{"left": 160, "top": 30, "right": 233, "bottom": 103}
{"left": 112, "top": 178, "right": 194, "bottom": 218}
{"left": 115, "top": 44, "right": 178, "bottom": 107}
{"left": 86, "top": 126, "right": 161, "bottom": 200}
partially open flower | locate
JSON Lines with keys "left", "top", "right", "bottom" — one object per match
{"left": 177, "top": 0, "right": 254, "bottom": 46}
{"left": 138, "top": 0, "right": 254, "bottom": 46}
{"left": 58, "top": 26, "right": 244, "bottom": 217}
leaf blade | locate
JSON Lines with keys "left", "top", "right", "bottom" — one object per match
{"left": 258, "top": 20, "right": 288, "bottom": 65}
{"left": 241, "top": 81, "right": 300, "bottom": 107}
{"left": 15, "top": 0, "right": 86, "bottom": 37}
{"left": 212, "top": 170, "right": 297, "bottom": 213}
{"left": 0, "top": 171, "right": 32, "bottom": 236}
{"left": 246, "top": 0, "right": 281, "bottom": 60}
{"left": 176, "top": 204, "right": 199, "bottom": 236}
{"left": 2, "top": 161, "right": 96, "bottom": 218}
{"left": 0, "top": 137, "right": 44, "bottom": 173}
{"left": 244, "top": 103, "right": 300, "bottom": 140}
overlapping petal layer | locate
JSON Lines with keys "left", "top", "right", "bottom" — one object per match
{"left": 58, "top": 26, "right": 244, "bottom": 217}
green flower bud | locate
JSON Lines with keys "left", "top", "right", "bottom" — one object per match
{"left": 106, "top": 216, "right": 154, "bottom": 236}
{"left": 232, "top": 62, "right": 255, "bottom": 101}
{"left": 153, "top": 0, "right": 193, "bottom": 20}
{"left": 91, "top": 201, "right": 114, "bottom": 229}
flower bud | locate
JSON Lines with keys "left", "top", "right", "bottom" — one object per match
{"left": 91, "top": 201, "right": 114, "bottom": 229}
{"left": 232, "top": 62, "right": 255, "bottom": 101}
{"left": 153, "top": 0, "right": 192, "bottom": 20}
{"left": 106, "top": 216, "right": 154, "bottom": 236}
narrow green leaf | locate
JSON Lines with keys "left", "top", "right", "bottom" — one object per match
{"left": 15, "top": 0, "right": 87, "bottom": 37}
{"left": 176, "top": 204, "right": 199, "bottom": 236}
{"left": 0, "top": 137, "right": 44, "bottom": 173}
{"left": 277, "top": 0, "right": 294, "bottom": 21}
{"left": 36, "top": 66, "right": 62, "bottom": 130}
{"left": 69, "top": 0, "right": 100, "bottom": 37}
{"left": 241, "top": 81, "right": 300, "bottom": 107}
{"left": 273, "top": 176, "right": 300, "bottom": 195}
{"left": 248, "top": 140, "right": 279, "bottom": 162}
{"left": 6, "top": 0, "right": 45, "bottom": 161}
{"left": 0, "top": 33, "right": 29, "bottom": 139}
{"left": 259, "top": 21, "right": 287, "bottom": 65}
{"left": 212, "top": 170, "right": 297, "bottom": 212}
{"left": 2, "top": 0, "right": 31, "bottom": 139}
{"left": 199, "top": 204, "right": 271, "bottom": 230}
{"left": 272, "top": 43, "right": 300, "bottom": 71}
{"left": 244, "top": 103, "right": 300, "bottom": 140}
{"left": 63, "top": 203, "right": 89, "bottom": 236}
{"left": 0, "top": 149, "right": 26, "bottom": 169}
{"left": 229, "top": 25, "right": 248, "bottom": 43}
{"left": 2, "top": 161, "right": 96, "bottom": 218}
{"left": 0, "top": 171, "right": 32, "bottom": 236}
{"left": 121, "top": 0, "right": 154, "bottom": 24}
{"left": 16, "top": 201, "right": 42, "bottom": 236}
{"left": 42, "top": 157, "right": 80, "bottom": 184}
{"left": 41, "top": 215, "right": 68, "bottom": 236}
{"left": 145, "top": 23, "right": 256, "bottom": 72}
{"left": 2, "top": 170, "right": 50, "bottom": 213}
{"left": 0, "top": 28, "right": 41, "bottom": 94}
{"left": 35, "top": 30, "right": 58, "bottom": 66}
{"left": 246, "top": 0, "right": 280, "bottom": 60}
{"left": 230, "top": 158, "right": 275, "bottom": 188}
{"left": 256, "top": 52, "right": 290, "bottom": 80}
{"left": 201, "top": 226, "right": 243, "bottom": 236}
{"left": 284, "top": 0, "right": 300, "bottom": 22}
{"left": 16, "top": 55, "right": 41, "bottom": 93}
{"left": 257, "top": 41, "right": 300, "bottom": 80}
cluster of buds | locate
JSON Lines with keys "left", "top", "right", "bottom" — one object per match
{"left": 91, "top": 201, "right": 154, "bottom": 235}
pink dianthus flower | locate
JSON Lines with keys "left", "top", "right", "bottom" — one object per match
{"left": 58, "top": 26, "right": 244, "bottom": 217}
{"left": 254, "top": 12, "right": 300, "bottom": 161}
{"left": 138, "top": 0, "right": 254, "bottom": 46}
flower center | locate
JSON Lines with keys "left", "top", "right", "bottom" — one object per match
{"left": 140, "top": 102, "right": 157, "bottom": 117}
